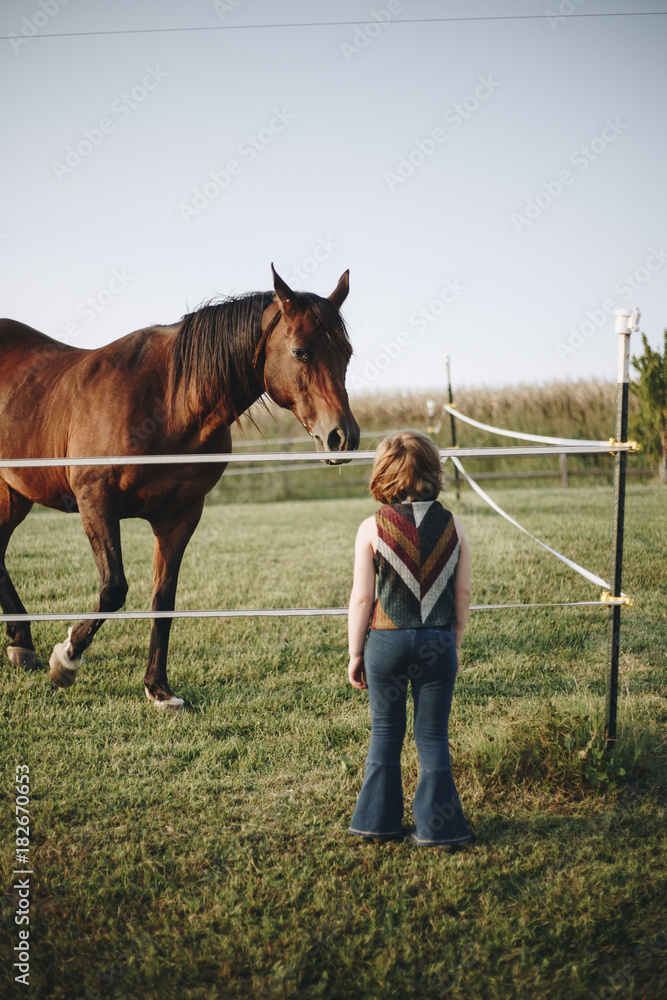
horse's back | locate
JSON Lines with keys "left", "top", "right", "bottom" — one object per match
{"left": 0, "top": 319, "right": 82, "bottom": 386}
{"left": 0, "top": 319, "right": 172, "bottom": 388}
{"left": 0, "top": 318, "right": 75, "bottom": 351}
{"left": 0, "top": 318, "right": 175, "bottom": 444}
{"left": 0, "top": 319, "right": 170, "bottom": 507}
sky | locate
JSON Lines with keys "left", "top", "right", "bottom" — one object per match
{"left": 1, "top": 0, "right": 666, "bottom": 397}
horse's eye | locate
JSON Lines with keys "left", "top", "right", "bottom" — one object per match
{"left": 292, "top": 347, "right": 311, "bottom": 363}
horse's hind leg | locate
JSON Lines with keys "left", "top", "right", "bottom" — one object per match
{"left": 49, "top": 498, "right": 128, "bottom": 690}
{"left": 0, "top": 480, "right": 36, "bottom": 669}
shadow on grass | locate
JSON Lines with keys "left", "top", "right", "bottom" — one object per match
{"left": 468, "top": 780, "right": 662, "bottom": 849}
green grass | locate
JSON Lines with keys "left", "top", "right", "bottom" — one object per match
{"left": 1, "top": 485, "right": 666, "bottom": 999}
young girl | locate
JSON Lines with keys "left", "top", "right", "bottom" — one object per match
{"left": 347, "top": 431, "right": 472, "bottom": 850}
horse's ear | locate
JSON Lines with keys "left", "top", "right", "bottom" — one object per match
{"left": 328, "top": 270, "right": 349, "bottom": 310}
{"left": 271, "top": 263, "right": 298, "bottom": 316}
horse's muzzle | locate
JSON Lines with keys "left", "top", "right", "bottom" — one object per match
{"left": 314, "top": 420, "right": 361, "bottom": 465}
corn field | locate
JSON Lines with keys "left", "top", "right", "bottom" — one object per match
{"left": 213, "top": 380, "right": 649, "bottom": 505}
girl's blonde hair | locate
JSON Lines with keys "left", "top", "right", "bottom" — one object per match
{"left": 369, "top": 431, "right": 442, "bottom": 504}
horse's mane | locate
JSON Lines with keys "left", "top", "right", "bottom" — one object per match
{"left": 170, "top": 292, "right": 273, "bottom": 420}
{"left": 170, "top": 290, "right": 353, "bottom": 421}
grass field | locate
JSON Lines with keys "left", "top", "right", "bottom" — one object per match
{"left": 1, "top": 483, "right": 666, "bottom": 999}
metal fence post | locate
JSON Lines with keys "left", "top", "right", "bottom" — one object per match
{"left": 604, "top": 306, "right": 637, "bottom": 749}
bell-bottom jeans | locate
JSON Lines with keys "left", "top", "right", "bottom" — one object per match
{"left": 349, "top": 627, "right": 471, "bottom": 846}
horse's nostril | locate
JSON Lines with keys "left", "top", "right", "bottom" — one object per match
{"left": 327, "top": 428, "right": 344, "bottom": 451}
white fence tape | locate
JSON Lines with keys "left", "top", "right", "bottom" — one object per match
{"left": 0, "top": 608, "right": 348, "bottom": 622}
{"left": 444, "top": 404, "right": 611, "bottom": 447}
{"left": 451, "top": 455, "right": 615, "bottom": 592}
{"left": 0, "top": 443, "right": 632, "bottom": 470}
{"left": 0, "top": 600, "right": 614, "bottom": 624}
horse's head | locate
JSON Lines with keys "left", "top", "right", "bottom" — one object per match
{"left": 261, "top": 265, "right": 360, "bottom": 463}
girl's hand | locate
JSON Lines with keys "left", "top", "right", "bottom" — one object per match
{"left": 348, "top": 654, "right": 367, "bottom": 689}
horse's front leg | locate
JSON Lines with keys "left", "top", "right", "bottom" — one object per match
{"left": 143, "top": 500, "right": 205, "bottom": 710}
{"left": 49, "top": 499, "right": 128, "bottom": 690}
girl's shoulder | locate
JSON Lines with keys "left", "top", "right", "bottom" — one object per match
{"left": 356, "top": 514, "right": 377, "bottom": 542}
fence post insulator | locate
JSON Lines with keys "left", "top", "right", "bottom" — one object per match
{"left": 600, "top": 591, "right": 633, "bottom": 608}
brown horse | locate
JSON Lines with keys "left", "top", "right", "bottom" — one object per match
{"left": 0, "top": 265, "right": 359, "bottom": 708}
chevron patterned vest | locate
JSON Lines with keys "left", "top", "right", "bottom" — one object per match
{"left": 370, "top": 500, "right": 460, "bottom": 630}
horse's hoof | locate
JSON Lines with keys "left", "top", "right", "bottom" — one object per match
{"left": 49, "top": 637, "right": 82, "bottom": 690}
{"left": 144, "top": 686, "right": 184, "bottom": 710}
{"left": 7, "top": 646, "right": 37, "bottom": 670}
